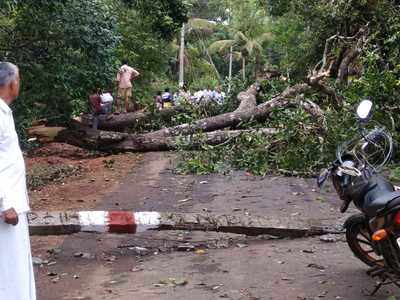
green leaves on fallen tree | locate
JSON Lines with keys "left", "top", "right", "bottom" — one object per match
{"left": 176, "top": 103, "right": 356, "bottom": 176}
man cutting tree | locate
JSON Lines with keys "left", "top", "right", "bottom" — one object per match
{"left": 116, "top": 59, "right": 140, "bottom": 113}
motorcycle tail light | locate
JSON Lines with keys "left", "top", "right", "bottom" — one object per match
{"left": 372, "top": 229, "right": 388, "bottom": 242}
{"left": 395, "top": 211, "right": 400, "bottom": 225}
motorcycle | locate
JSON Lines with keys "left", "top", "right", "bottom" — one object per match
{"left": 318, "top": 99, "right": 400, "bottom": 295}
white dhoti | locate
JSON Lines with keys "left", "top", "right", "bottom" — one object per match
{"left": 0, "top": 214, "right": 36, "bottom": 300}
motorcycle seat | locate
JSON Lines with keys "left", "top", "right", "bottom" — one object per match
{"left": 362, "top": 176, "right": 397, "bottom": 217}
{"left": 364, "top": 190, "right": 400, "bottom": 217}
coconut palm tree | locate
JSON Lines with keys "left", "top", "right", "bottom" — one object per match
{"left": 208, "top": 29, "right": 273, "bottom": 81}
{"left": 171, "top": 18, "right": 221, "bottom": 84}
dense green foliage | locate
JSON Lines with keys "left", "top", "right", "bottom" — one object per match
{"left": 4, "top": 1, "right": 119, "bottom": 128}
{"left": 131, "top": 0, "right": 188, "bottom": 40}
{"left": 0, "top": 0, "right": 188, "bottom": 134}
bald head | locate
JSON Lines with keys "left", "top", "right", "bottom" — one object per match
{"left": 0, "top": 62, "right": 20, "bottom": 104}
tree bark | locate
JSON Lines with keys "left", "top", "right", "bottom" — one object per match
{"left": 56, "top": 126, "right": 277, "bottom": 152}
{"left": 92, "top": 106, "right": 186, "bottom": 131}
{"left": 235, "top": 83, "right": 258, "bottom": 112}
{"left": 308, "top": 73, "right": 344, "bottom": 109}
{"left": 242, "top": 56, "right": 246, "bottom": 82}
{"left": 336, "top": 47, "right": 362, "bottom": 85}
{"left": 27, "top": 125, "right": 66, "bottom": 143}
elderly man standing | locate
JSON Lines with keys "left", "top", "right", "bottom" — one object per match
{"left": 0, "top": 62, "right": 36, "bottom": 300}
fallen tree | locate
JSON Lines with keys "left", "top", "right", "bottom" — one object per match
{"left": 52, "top": 83, "right": 324, "bottom": 152}
{"left": 35, "top": 29, "right": 369, "bottom": 153}
{"left": 56, "top": 126, "right": 278, "bottom": 152}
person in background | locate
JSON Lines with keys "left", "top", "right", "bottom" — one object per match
{"left": 173, "top": 91, "right": 179, "bottom": 104}
{"left": 174, "top": 85, "right": 191, "bottom": 106}
{"left": 89, "top": 89, "right": 102, "bottom": 129}
{"left": 162, "top": 88, "right": 173, "bottom": 109}
{"left": 207, "top": 86, "right": 214, "bottom": 100}
{"left": 214, "top": 86, "right": 226, "bottom": 105}
{"left": 100, "top": 90, "right": 114, "bottom": 114}
{"left": 89, "top": 88, "right": 113, "bottom": 129}
{"left": 154, "top": 91, "right": 163, "bottom": 111}
{"left": 116, "top": 59, "right": 140, "bottom": 113}
{"left": 193, "top": 89, "right": 204, "bottom": 104}
{"left": 202, "top": 86, "right": 213, "bottom": 103}
{"left": 180, "top": 85, "right": 191, "bottom": 101}
{"left": 0, "top": 62, "right": 36, "bottom": 300}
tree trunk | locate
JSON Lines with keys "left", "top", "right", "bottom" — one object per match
{"left": 204, "top": 44, "right": 221, "bottom": 81}
{"left": 88, "top": 107, "right": 186, "bottom": 131}
{"left": 254, "top": 54, "right": 261, "bottom": 79}
{"left": 242, "top": 56, "right": 246, "bottom": 82}
{"left": 27, "top": 125, "right": 66, "bottom": 143}
{"left": 336, "top": 47, "right": 361, "bottom": 85}
{"left": 179, "top": 23, "right": 185, "bottom": 87}
{"left": 228, "top": 45, "right": 233, "bottom": 93}
{"left": 56, "top": 126, "right": 277, "bottom": 152}
{"left": 235, "top": 83, "right": 258, "bottom": 112}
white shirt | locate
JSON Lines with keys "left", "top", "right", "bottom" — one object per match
{"left": 214, "top": 91, "right": 225, "bottom": 105}
{"left": 193, "top": 91, "right": 204, "bottom": 103}
{"left": 100, "top": 93, "right": 113, "bottom": 104}
{"left": 0, "top": 98, "right": 30, "bottom": 214}
{"left": 162, "top": 92, "right": 172, "bottom": 101}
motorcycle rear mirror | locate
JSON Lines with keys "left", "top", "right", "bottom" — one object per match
{"left": 356, "top": 99, "right": 373, "bottom": 121}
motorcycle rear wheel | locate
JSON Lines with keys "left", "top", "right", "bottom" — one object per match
{"left": 345, "top": 214, "right": 384, "bottom": 267}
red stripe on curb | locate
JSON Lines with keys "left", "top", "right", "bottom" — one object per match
{"left": 108, "top": 211, "right": 137, "bottom": 234}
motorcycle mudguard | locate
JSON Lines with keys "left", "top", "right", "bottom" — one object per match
{"left": 343, "top": 213, "right": 367, "bottom": 229}
{"left": 340, "top": 199, "right": 352, "bottom": 213}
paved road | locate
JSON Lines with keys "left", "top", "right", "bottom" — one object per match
{"left": 32, "top": 153, "right": 399, "bottom": 299}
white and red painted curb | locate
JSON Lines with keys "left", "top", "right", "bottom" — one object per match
{"left": 28, "top": 211, "right": 335, "bottom": 237}
{"left": 78, "top": 211, "right": 161, "bottom": 234}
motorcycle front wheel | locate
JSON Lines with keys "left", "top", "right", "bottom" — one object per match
{"left": 345, "top": 214, "right": 384, "bottom": 267}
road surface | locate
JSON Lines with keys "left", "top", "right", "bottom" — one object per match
{"left": 32, "top": 153, "right": 399, "bottom": 299}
